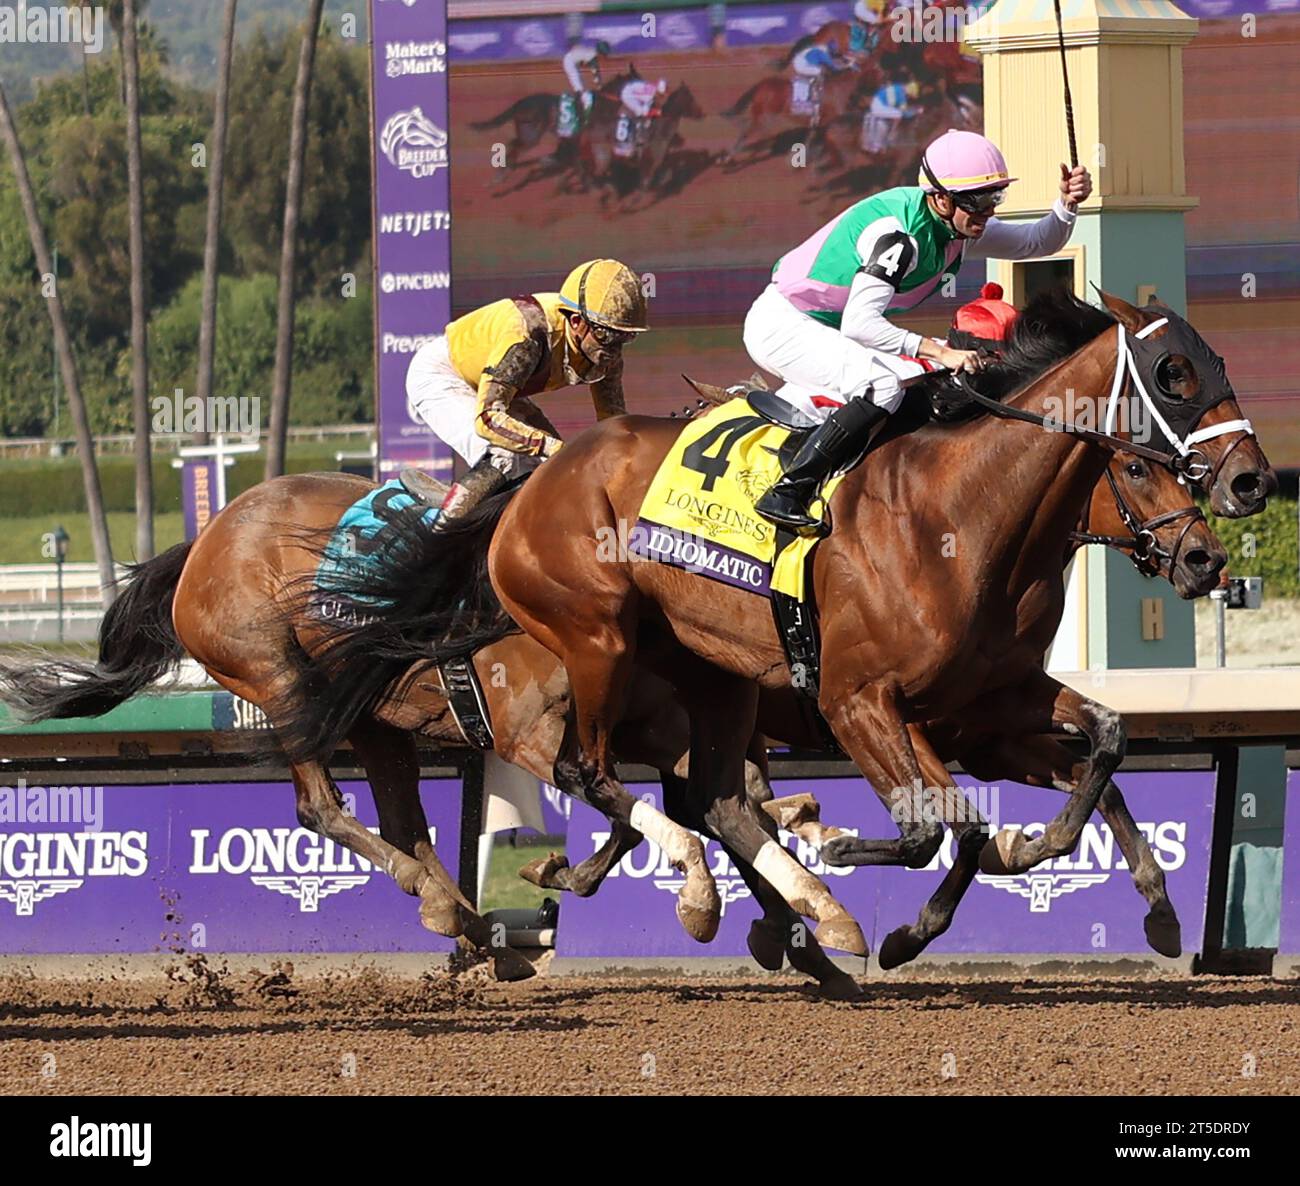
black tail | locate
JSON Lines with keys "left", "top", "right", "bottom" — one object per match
{"left": 722, "top": 80, "right": 767, "bottom": 119}
{"left": 267, "top": 486, "right": 521, "bottom": 765}
{"left": 0, "top": 541, "right": 192, "bottom": 721}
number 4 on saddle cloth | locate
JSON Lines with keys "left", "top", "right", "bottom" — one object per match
{"left": 630, "top": 393, "right": 861, "bottom": 711}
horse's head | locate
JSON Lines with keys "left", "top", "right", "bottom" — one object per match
{"left": 1082, "top": 452, "right": 1226, "bottom": 600}
{"left": 667, "top": 83, "right": 705, "bottom": 120}
{"left": 1098, "top": 292, "right": 1277, "bottom": 518}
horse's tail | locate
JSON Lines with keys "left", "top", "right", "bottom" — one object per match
{"left": 267, "top": 486, "right": 520, "bottom": 765}
{"left": 470, "top": 95, "right": 537, "bottom": 131}
{"left": 771, "top": 35, "right": 812, "bottom": 71}
{"left": 722, "top": 80, "right": 768, "bottom": 119}
{"left": 0, "top": 541, "right": 192, "bottom": 721}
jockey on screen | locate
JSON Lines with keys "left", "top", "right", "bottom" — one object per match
{"left": 621, "top": 77, "right": 667, "bottom": 120}
{"left": 562, "top": 39, "right": 611, "bottom": 110}
{"left": 743, "top": 129, "right": 1092, "bottom": 531}
{"left": 401, "top": 259, "right": 648, "bottom": 522}
{"left": 790, "top": 39, "right": 850, "bottom": 83}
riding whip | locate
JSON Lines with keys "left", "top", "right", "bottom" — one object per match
{"left": 1053, "top": 0, "right": 1079, "bottom": 169}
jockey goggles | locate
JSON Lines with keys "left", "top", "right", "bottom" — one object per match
{"left": 919, "top": 153, "right": 1005, "bottom": 214}
{"left": 586, "top": 320, "right": 637, "bottom": 347}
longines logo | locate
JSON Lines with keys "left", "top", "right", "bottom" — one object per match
{"left": 919, "top": 819, "right": 1190, "bottom": 915}
{"left": 190, "top": 825, "right": 436, "bottom": 913}
{"left": 594, "top": 824, "right": 858, "bottom": 916}
{"left": 0, "top": 830, "right": 149, "bottom": 917}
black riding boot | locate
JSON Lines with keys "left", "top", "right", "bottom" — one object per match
{"left": 754, "top": 396, "right": 890, "bottom": 532}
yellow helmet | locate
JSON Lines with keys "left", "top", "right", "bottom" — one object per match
{"left": 558, "top": 259, "right": 649, "bottom": 333}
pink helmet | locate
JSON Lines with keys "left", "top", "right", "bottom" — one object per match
{"left": 919, "top": 130, "right": 1018, "bottom": 194}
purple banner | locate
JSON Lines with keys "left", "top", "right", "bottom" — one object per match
{"left": 557, "top": 779, "right": 882, "bottom": 958}
{"left": 876, "top": 772, "right": 1216, "bottom": 955}
{"left": 0, "top": 780, "right": 461, "bottom": 954}
{"left": 557, "top": 772, "right": 1216, "bottom": 958}
{"left": 180, "top": 459, "right": 216, "bottom": 540}
{"left": 371, "top": 0, "right": 454, "bottom": 482}
{"left": 1276, "top": 769, "right": 1300, "bottom": 955}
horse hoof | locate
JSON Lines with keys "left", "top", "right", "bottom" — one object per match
{"left": 817, "top": 972, "right": 865, "bottom": 1002}
{"left": 1144, "top": 910, "right": 1182, "bottom": 958}
{"left": 814, "top": 915, "right": 868, "bottom": 957}
{"left": 746, "top": 920, "right": 786, "bottom": 971}
{"left": 490, "top": 947, "right": 538, "bottom": 983}
{"left": 978, "top": 829, "right": 1022, "bottom": 875}
{"left": 819, "top": 835, "right": 859, "bottom": 867}
{"left": 676, "top": 870, "right": 721, "bottom": 943}
{"left": 878, "top": 926, "right": 924, "bottom": 971}
{"left": 519, "top": 852, "right": 569, "bottom": 890}
{"left": 418, "top": 891, "right": 463, "bottom": 938}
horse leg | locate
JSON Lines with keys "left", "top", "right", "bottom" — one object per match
{"left": 968, "top": 730, "right": 1181, "bottom": 957}
{"left": 661, "top": 771, "right": 863, "bottom": 1001}
{"left": 680, "top": 663, "right": 867, "bottom": 956}
{"left": 816, "top": 683, "right": 947, "bottom": 870}
{"left": 876, "top": 725, "right": 991, "bottom": 970}
{"left": 347, "top": 718, "right": 536, "bottom": 981}
{"left": 975, "top": 671, "right": 1126, "bottom": 876}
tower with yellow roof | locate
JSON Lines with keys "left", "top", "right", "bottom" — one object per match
{"left": 964, "top": 0, "right": 1201, "bottom": 669}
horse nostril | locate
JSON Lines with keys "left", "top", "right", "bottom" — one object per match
{"left": 1184, "top": 549, "right": 1213, "bottom": 573}
{"left": 1230, "top": 471, "right": 1263, "bottom": 503}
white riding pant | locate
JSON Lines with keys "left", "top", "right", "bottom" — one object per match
{"left": 742, "top": 284, "right": 926, "bottom": 423}
{"left": 405, "top": 335, "right": 539, "bottom": 478}
{"left": 863, "top": 101, "right": 904, "bottom": 153}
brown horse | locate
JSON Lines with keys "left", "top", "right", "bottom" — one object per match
{"left": 774, "top": 20, "right": 882, "bottom": 70}
{"left": 722, "top": 65, "right": 879, "bottom": 171}
{"left": 485, "top": 289, "right": 1269, "bottom": 950}
{"left": 0, "top": 399, "right": 1227, "bottom": 993}
{"left": 577, "top": 83, "right": 706, "bottom": 210}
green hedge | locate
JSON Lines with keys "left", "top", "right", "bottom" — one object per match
{"left": 0, "top": 445, "right": 356, "bottom": 516}
{"left": 1202, "top": 494, "right": 1300, "bottom": 600}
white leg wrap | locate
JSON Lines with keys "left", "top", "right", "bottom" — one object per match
{"left": 630, "top": 799, "right": 697, "bottom": 867}
{"left": 753, "top": 838, "right": 837, "bottom": 921}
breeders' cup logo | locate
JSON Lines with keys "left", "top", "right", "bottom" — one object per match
{"left": 594, "top": 825, "right": 856, "bottom": 918}
{"left": 801, "top": 6, "right": 838, "bottom": 33}
{"left": 0, "top": 831, "right": 148, "bottom": 917}
{"left": 191, "top": 825, "right": 436, "bottom": 913}
{"left": 658, "top": 14, "right": 700, "bottom": 49}
{"left": 380, "top": 107, "right": 448, "bottom": 178}
{"left": 513, "top": 21, "right": 555, "bottom": 57}
{"left": 914, "top": 819, "right": 1189, "bottom": 915}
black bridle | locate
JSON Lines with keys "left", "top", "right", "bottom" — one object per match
{"left": 1068, "top": 464, "right": 1205, "bottom": 577}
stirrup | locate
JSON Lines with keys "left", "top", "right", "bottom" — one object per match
{"left": 399, "top": 467, "right": 449, "bottom": 508}
{"left": 755, "top": 484, "right": 829, "bottom": 537}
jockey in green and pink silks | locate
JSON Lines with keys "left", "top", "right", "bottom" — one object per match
{"left": 745, "top": 129, "right": 1093, "bottom": 531}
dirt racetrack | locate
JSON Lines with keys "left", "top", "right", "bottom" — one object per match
{"left": 3, "top": 964, "right": 1299, "bottom": 1095}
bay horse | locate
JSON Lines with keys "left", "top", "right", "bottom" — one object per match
{"left": 774, "top": 20, "right": 881, "bottom": 70}
{"left": 483, "top": 289, "right": 1269, "bottom": 947}
{"left": 0, "top": 413, "right": 1226, "bottom": 994}
{"left": 722, "top": 65, "right": 879, "bottom": 171}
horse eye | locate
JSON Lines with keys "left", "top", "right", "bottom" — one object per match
{"left": 1125, "top": 461, "right": 1144, "bottom": 479}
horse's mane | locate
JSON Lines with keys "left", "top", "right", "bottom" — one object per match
{"left": 906, "top": 286, "right": 1117, "bottom": 427}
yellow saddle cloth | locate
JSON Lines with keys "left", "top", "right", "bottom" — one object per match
{"left": 629, "top": 398, "right": 844, "bottom": 600}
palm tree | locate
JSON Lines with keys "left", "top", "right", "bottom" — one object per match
{"left": 0, "top": 80, "right": 117, "bottom": 603}
{"left": 265, "top": 0, "right": 327, "bottom": 480}
{"left": 195, "top": 0, "right": 238, "bottom": 450}
{"left": 122, "top": 0, "right": 154, "bottom": 560}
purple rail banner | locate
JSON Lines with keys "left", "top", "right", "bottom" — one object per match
{"left": 370, "top": 0, "right": 454, "bottom": 482}
{"left": 0, "top": 780, "right": 460, "bottom": 954}
{"left": 1275, "top": 769, "right": 1300, "bottom": 955}
{"left": 557, "top": 772, "right": 1216, "bottom": 958}
{"left": 179, "top": 459, "right": 216, "bottom": 540}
